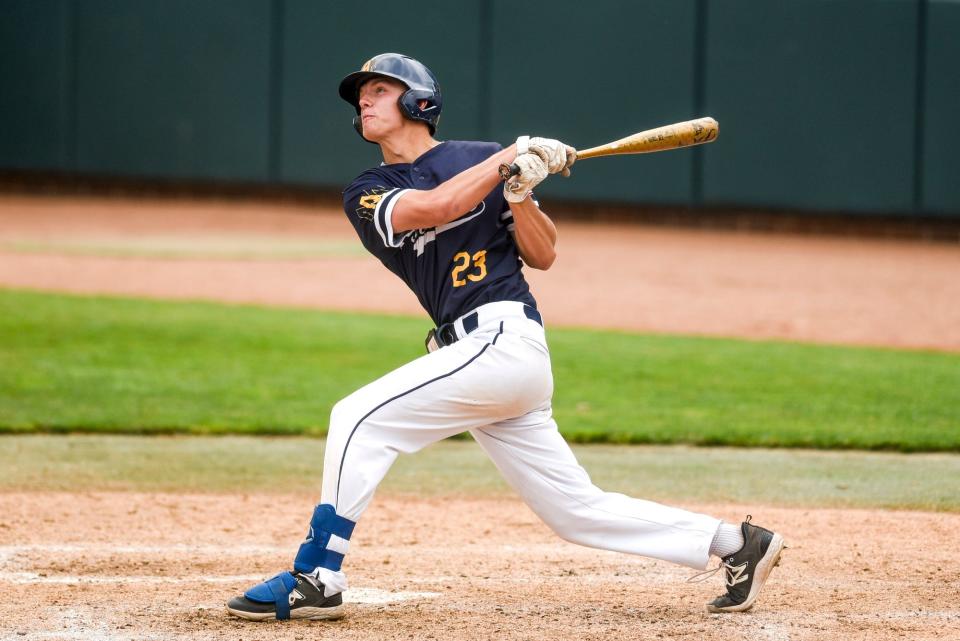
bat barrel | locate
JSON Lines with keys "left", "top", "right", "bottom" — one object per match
{"left": 575, "top": 117, "right": 718, "bottom": 160}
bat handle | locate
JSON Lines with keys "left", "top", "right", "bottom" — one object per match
{"left": 498, "top": 162, "right": 521, "bottom": 181}
{"left": 499, "top": 147, "right": 580, "bottom": 180}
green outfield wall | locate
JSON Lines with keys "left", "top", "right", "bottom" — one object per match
{"left": 704, "top": 1, "right": 918, "bottom": 214}
{"left": 0, "top": 0, "right": 73, "bottom": 171}
{"left": 1, "top": 0, "right": 957, "bottom": 217}
{"left": 488, "top": 0, "right": 699, "bottom": 206}
{"left": 924, "top": 0, "right": 960, "bottom": 216}
{"left": 74, "top": 0, "right": 273, "bottom": 181}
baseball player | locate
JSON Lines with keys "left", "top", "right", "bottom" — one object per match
{"left": 227, "top": 53, "right": 784, "bottom": 622}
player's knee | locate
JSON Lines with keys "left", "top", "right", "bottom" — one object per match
{"left": 542, "top": 518, "right": 583, "bottom": 545}
{"left": 533, "top": 504, "right": 597, "bottom": 547}
{"left": 328, "top": 398, "right": 353, "bottom": 437}
{"left": 328, "top": 393, "right": 368, "bottom": 440}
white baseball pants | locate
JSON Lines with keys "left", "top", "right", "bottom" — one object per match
{"left": 315, "top": 301, "right": 720, "bottom": 593}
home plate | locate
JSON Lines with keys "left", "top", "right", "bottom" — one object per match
{"left": 346, "top": 588, "right": 440, "bottom": 604}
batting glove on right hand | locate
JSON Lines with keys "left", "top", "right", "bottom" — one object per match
{"left": 518, "top": 136, "right": 576, "bottom": 177}
{"left": 503, "top": 152, "right": 548, "bottom": 203}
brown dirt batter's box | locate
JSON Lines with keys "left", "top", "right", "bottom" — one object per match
{"left": 0, "top": 492, "right": 957, "bottom": 640}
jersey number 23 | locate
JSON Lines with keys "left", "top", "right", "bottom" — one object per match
{"left": 451, "top": 249, "right": 488, "bottom": 287}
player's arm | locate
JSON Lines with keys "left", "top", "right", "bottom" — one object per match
{"left": 391, "top": 145, "right": 518, "bottom": 232}
{"left": 502, "top": 149, "right": 562, "bottom": 270}
{"left": 509, "top": 197, "right": 557, "bottom": 270}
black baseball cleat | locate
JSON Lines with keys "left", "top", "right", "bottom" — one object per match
{"left": 706, "top": 516, "right": 785, "bottom": 613}
{"left": 227, "top": 571, "right": 345, "bottom": 621}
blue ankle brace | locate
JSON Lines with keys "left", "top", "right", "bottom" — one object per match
{"left": 293, "top": 503, "right": 356, "bottom": 573}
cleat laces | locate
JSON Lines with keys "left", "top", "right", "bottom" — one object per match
{"left": 686, "top": 563, "right": 722, "bottom": 584}
{"left": 686, "top": 558, "right": 749, "bottom": 587}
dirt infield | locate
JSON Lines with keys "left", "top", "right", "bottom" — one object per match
{"left": 1, "top": 492, "right": 957, "bottom": 641}
{"left": 1, "top": 194, "right": 959, "bottom": 351}
{"left": 1, "top": 194, "right": 959, "bottom": 640}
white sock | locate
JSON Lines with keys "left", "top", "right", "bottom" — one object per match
{"left": 709, "top": 522, "right": 745, "bottom": 558}
{"left": 309, "top": 567, "right": 348, "bottom": 597}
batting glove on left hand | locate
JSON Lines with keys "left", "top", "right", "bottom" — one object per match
{"left": 503, "top": 152, "right": 548, "bottom": 203}
{"left": 518, "top": 136, "right": 576, "bottom": 177}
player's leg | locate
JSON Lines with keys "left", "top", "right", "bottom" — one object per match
{"left": 471, "top": 408, "right": 784, "bottom": 612}
{"left": 471, "top": 408, "right": 720, "bottom": 568}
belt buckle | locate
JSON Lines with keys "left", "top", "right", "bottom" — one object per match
{"left": 438, "top": 323, "right": 458, "bottom": 346}
{"left": 425, "top": 310, "right": 485, "bottom": 354}
{"left": 424, "top": 328, "right": 440, "bottom": 353}
{"left": 425, "top": 322, "right": 457, "bottom": 353}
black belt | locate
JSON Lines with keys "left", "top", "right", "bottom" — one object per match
{"left": 427, "top": 305, "right": 542, "bottom": 352}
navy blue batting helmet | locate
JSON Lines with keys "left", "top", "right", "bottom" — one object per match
{"left": 338, "top": 53, "right": 442, "bottom": 141}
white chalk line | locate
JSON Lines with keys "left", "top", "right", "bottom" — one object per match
{"left": 0, "top": 571, "right": 437, "bottom": 605}
{"left": 346, "top": 588, "right": 441, "bottom": 605}
{"left": 1, "top": 544, "right": 438, "bottom": 609}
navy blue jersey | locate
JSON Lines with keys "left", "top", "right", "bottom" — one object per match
{"left": 342, "top": 141, "right": 537, "bottom": 327}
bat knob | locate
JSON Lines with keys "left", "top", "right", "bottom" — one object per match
{"left": 498, "top": 162, "right": 520, "bottom": 181}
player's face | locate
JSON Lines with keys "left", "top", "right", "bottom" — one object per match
{"left": 357, "top": 78, "right": 406, "bottom": 142}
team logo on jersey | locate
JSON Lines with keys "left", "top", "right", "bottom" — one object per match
{"left": 359, "top": 193, "right": 382, "bottom": 210}
{"left": 355, "top": 187, "right": 389, "bottom": 221}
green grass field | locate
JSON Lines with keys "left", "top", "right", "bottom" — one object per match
{"left": 2, "top": 434, "right": 957, "bottom": 511}
{"left": 1, "top": 289, "right": 957, "bottom": 450}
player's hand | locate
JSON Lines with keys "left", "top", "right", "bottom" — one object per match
{"left": 503, "top": 152, "right": 548, "bottom": 203}
{"left": 518, "top": 136, "right": 576, "bottom": 177}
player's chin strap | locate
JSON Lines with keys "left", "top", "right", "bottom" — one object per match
{"left": 293, "top": 503, "right": 357, "bottom": 573}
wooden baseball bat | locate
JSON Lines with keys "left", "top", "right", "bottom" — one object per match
{"left": 498, "top": 117, "right": 719, "bottom": 180}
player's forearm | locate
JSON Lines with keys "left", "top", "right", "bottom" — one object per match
{"left": 510, "top": 198, "right": 557, "bottom": 270}
{"left": 391, "top": 146, "right": 517, "bottom": 232}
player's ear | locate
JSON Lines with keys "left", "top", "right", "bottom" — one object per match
{"left": 417, "top": 99, "right": 428, "bottom": 110}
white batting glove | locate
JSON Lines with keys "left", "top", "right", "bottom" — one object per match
{"left": 503, "top": 152, "right": 548, "bottom": 203}
{"left": 519, "top": 136, "right": 576, "bottom": 177}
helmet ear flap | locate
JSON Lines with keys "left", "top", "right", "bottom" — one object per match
{"left": 398, "top": 89, "right": 440, "bottom": 134}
